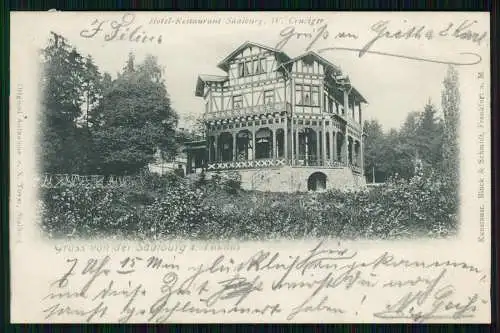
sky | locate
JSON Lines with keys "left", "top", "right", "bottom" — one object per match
{"left": 18, "top": 11, "right": 489, "bottom": 132}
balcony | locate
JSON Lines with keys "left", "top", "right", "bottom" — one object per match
{"left": 206, "top": 158, "right": 356, "bottom": 171}
{"left": 207, "top": 158, "right": 287, "bottom": 171}
{"left": 204, "top": 102, "right": 291, "bottom": 121}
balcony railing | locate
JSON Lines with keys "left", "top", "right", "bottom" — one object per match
{"left": 204, "top": 102, "right": 290, "bottom": 121}
{"left": 207, "top": 158, "right": 287, "bottom": 171}
{"left": 206, "top": 158, "right": 362, "bottom": 171}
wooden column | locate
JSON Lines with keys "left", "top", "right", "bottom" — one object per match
{"left": 350, "top": 138, "right": 355, "bottom": 165}
{"left": 284, "top": 117, "right": 288, "bottom": 161}
{"left": 315, "top": 129, "right": 320, "bottom": 165}
{"left": 357, "top": 141, "right": 361, "bottom": 166}
{"left": 207, "top": 136, "right": 212, "bottom": 162}
{"left": 272, "top": 128, "right": 277, "bottom": 159}
{"left": 360, "top": 137, "right": 364, "bottom": 175}
{"left": 233, "top": 133, "right": 237, "bottom": 161}
{"left": 295, "top": 127, "right": 299, "bottom": 163}
{"left": 214, "top": 134, "right": 219, "bottom": 161}
{"left": 252, "top": 122, "right": 256, "bottom": 161}
{"left": 343, "top": 129, "right": 349, "bottom": 164}
{"left": 322, "top": 119, "right": 327, "bottom": 165}
{"left": 330, "top": 130, "right": 335, "bottom": 161}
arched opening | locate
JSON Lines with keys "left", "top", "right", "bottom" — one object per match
{"left": 236, "top": 130, "right": 252, "bottom": 161}
{"left": 307, "top": 172, "right": 327, "bottom": 191}
{"left": 255, "top": 128, "right": 272, "bottom": 159}
{"left": 208, "top": 136, "right": 215, "bottom": 162}
{"left": 354, "top": 140, "right": 361, "bottom": 166}
{"left": 298, "top": 128, "right": 317, "bottom": 166}
{"left": 219, "top": 132, "right": 233, "bottom": 162}
{"left": 336, "top": 132, "right": 344, "bottom": 162}
{"left": 276, "top": 128, "right": 285, "bottom": 158}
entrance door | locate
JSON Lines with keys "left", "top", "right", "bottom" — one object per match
{"left": 307, "top": 172, "right": 327, "bottom": 191}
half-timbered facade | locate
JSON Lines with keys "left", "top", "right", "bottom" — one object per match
{"left": 192, "top": 41, "right": 367, "bottom": 191}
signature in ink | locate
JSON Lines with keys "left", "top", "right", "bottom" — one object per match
{"left": 373, "top": 269, "right": 481, "bottom": 322}
{"left": 80, "top": 13, "right": 162, "bottom": 44}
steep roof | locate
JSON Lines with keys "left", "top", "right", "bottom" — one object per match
{"left": 281, "top": 50, "right": 342, "bottom": 75}
{"left": 195, "top": 74, "right": 228, "bottom": 97}
{"left": 197, "top": 43, "right": 367, "bottom": 104}
{"left": 280, "top": 51, "right": 367, "bottom": 104}
{"left": 217, "top": 41, "right": 291, "bottom": 71}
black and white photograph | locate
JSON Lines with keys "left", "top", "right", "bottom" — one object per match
{"left": 10, "top": 11, "right": 491, "bottom": 323}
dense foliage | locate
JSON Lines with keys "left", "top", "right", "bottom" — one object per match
{"left": 39, "top": 170, "right": 457, "bottom": 240}
{"left": 37, "top": 33, "right": 461, "bottom": 240}
{"left": 363, "top": 65, "right": 460, "bottom": 183}
{"left": 39, "top": 33, "right": 179, "bottom": 175}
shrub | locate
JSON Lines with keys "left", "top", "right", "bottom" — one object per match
{"left": 40, "top": 184, "right": 139, "bottom": 238}
{"left": 39, "top": 169, "right": 458, "bottom": 240}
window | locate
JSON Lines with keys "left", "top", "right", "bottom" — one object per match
{"left": 238, "top": 61, "right": 252, "bottom": 77}
{"left": 205, "top": 101, "right": 209, "bottom": 113}
{"left": 260, "top": 58, "right": 266, "bottom": 73}
{"left": 328, "top": 97, "right": 333, "bottom": 113}
{"left": 254, "top": 59, "right": 266, "bottom": 75}
{"left": 239, "top": 58, "right": 266, "bottom": 77}
{"left": 233, "top": 95, "right": 243, "bottom": 109}
{"left": 245, "top": 61, "right": 253, "bottom": 76}
{"left": 303, "top": 62, "right": 313, "bottom": 73}
{"left": 253, "top": 59, "right": 260, "bottom": 74}
{"left": 238, "top": 63, "right": 245, "bottom": 77}
{"left": 303, "top": 85, "right": 311, "bottom": 105}
{"left": 311, "top": 86, "right": 319, "bottom": 106}
{"left": 295, "top": 84, "right": 303, "bottom": 105}
{"left": 295, "top": 84, "right": 320, "bottom": 106}
{"left": 264, "top": 90, "right": 274, "bottom": 105}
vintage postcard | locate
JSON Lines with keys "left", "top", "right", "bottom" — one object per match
{"left": 10, "top": 11, "right": 491, "bottom": 323}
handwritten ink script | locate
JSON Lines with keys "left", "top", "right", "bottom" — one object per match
{"left": 275, "top": 19, "right": 487, "bottom": 65}
{"left": 42, "top": 242, "right": 488, "bottom": 323}
{"left": 80, "top": 13, "right": 163, "bottom": 44}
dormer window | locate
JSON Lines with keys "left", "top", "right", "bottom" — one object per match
{"left": 302, "top": 60, "right": 313, "bottom": 73}
{"left": 238, "top": 58, "right": 266, "bottom": 77}
{"left": 245, "top": 61, "right": 252, "bottom": 76}
{"left": 238, "top": 62, "right": 247, "bottom": 77}
{"left": 254, "top": 58, "right": 266, "bottom": 74}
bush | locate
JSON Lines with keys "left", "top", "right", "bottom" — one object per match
{"left": 39, "top": 169, "right": 458, "bottom": 240}
{"left": 40, "top": 184, "right": 139, "bottom": 238}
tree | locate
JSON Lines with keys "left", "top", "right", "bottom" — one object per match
{"left": 397, "top": 111, "right": 422, "bottom": 178}
{"left": 380, "top": 128, "right": 414, "bottom": 179}
{"left": 91, "top": 54, "right": 179, "bottom": 175}
{"left": 39, "top": 32, "right": 87, "bottom": 173}
{"left": 80, "top": 55, "right": 103, "bottom": 127}
{"left": 414, "top": 101, "right": 444, "bottom": 169}
{"left": 363, "top": 119, "right": 384, "bottom": 182}
{"left": 363, "top": 104, "right": 445, "bottom": 182}
{"left": 441, "top": 65, "right": 460, "bottom": 179}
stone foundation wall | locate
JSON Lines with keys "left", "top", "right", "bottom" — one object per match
{"left": 209, "top": 166, "right": 366, "bottom": 192}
